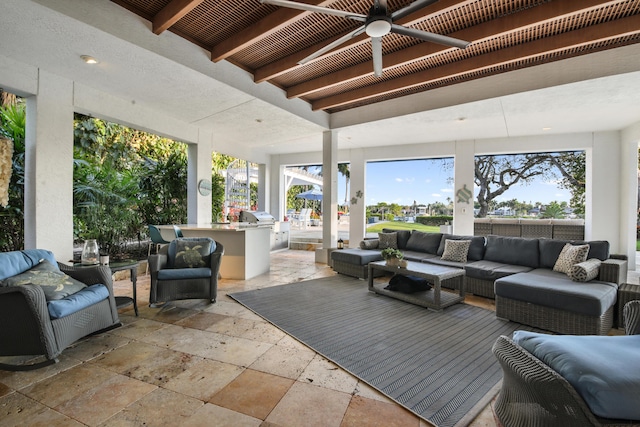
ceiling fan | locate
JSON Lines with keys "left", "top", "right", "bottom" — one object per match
{"left": 261, "top": 0, "right": 470, "bottom": 77}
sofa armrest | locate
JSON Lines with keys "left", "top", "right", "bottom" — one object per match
{"left": 148, "top": 253, "right": 168, "bottom": 274}
{"left": 624, "top": 300, "right": 640, "bottom": 335}
{"left": 598, "top": 258, "right": 627, "bottom": 285}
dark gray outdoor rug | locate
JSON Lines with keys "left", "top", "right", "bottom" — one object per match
{"left": 229, "top": 275, "right": 534, "bottom": 427}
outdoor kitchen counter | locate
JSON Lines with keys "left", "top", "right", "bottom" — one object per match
{"left": 158, "top": 224, "right": 270, "bottom": 280}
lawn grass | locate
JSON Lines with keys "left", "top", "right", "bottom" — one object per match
{"left": 366, "top": 221, "right": 440, "bottom": 234}
{"left": 637, "top": 239, "right": 640, "bottom": 251}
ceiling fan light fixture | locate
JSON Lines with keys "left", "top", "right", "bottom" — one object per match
{"left": 365, "top": 19, "right": 391, "bottom": 37}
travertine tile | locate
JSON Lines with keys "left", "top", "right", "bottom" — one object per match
{"left": 205, "top": 316, "right": 285, "bottom": 344}
{"left": 182, "top": 403, "right": 262, "bottom": 427}
{"left": 97, "top": 387, "right": 203, "bottom": 426}
{"left": 265, "top": 381, "right": 351, "bottom": 427}
{"left": 169, "top": 333, "right": 274, "bottom": 367}
{"left": 110, "top": 318, "right": 167, "bottom": 340}
{"left": 0, "top": 392, "right": 83, "bottom": 427}
{"left": 175, "top": 311, "right": 228, "bottom": 330}
{"left": 209, "top": 369, "right": 294, "bottom": 419}
{"left": 340, "top": 395, "right": 421, "bottom": 427}
{"left": 353, "top": 380, "right": 395, "bottom": 404}
{"left": 163, "top": 359, "right": 244, "bottom": 401}
{"left": 63, "top": 332, "right": 131, "bottom": 362}
{"left": 0, "top": 356, "right": 80, "bottom": 390}
{"left": 298, "top": 354, "right": 359, "bottom": 394}
{"left": 249, "top": 339, "right": 316, "bottom": 379}
{"left": 54, "top": 374, "right": 156, "bottom": 425}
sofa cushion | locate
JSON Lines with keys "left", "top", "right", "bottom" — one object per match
{"left": 553, "top": 243, "right": 589, "bottom": 274}
{"left": 484, "top": 235, "right": 539, "bottom": 268}
{"left": 569, "top": 259, "right": 601, "bottom": 282}
{"left": 0, "top": 249, "right": 57, "bottom": 281}
{"left": 331, "top": 249, "right": 383, "bottom": 266}
{"left": 437, "top": 234, "right": 485, "bottom": 261}
{"left": 402, "top": 250, "right": 438, "bottom": 262}
{"left": 538, "top": 239, "right": 610, "bottom": 269}
{"left": 512, "top": 331, "right": 640, "bottom": 421}
{"left": 360, "top": 239, "right": 379, "bottom": 250}
{"left": 1, "top": 260, "right": 87, "bottom": 301}
{"left": 464, "top": 260, "right": 533, "bottom": 282}
{"left": 441, "top": 239, "right": 471, "bottom": 263}
{"left": 382, "top": 229, "right": 411, "bottom": 250}
{"left": 495, "top": 269, "right": 618, "bottom": 317}
{"left": 47, "top": 284, "right": 109, "bottom": 319}
{"left": 405, "top": 231, "right": 442, "bottom": 254}
{"left": 422, "top": 257, "right": 468, "bottom": 269}
{"left": 378, "top": 232, "right": 398, "bottom": 250}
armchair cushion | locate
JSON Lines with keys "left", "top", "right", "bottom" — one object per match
{"left": 0, "top": 249, "right": 57, "bottom": 280}
{"left": 1, "top": 260, "right": 87, "bottom": 300}
{"left": 157, "top": 267, "right": 212, "bottom": 280}
{"left": 169, "top": 238, "right": 215, "bottom": 268}
{"left": 47, "top": 284, "right": 109, "bottom": 319}
{"left": 512, "top": 330, "right": 640, "bottom": 421}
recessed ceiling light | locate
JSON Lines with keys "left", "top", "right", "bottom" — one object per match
{"left": 542, "top": 127, "right": 552, "bottom": 131}
{"left": 80, "top": 55, "right": 98, "bottom": 64}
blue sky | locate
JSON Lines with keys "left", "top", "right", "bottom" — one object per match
{"left": 332, "top": 158, "right": 571, "bottom": 207}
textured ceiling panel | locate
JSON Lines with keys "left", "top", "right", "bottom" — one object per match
{"left": 111, "top": 0, "right": 640, "bottom": 112}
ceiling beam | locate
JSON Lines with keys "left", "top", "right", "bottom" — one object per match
{"left": 210, "top": 1, "right": 334, "bottom": 63}
{"left": 152, "top": 0, "right": 205, "bottom": 34}
{"left": 253, "top": 0, "right": 473, "bottom": 83}
{"left": 311, "top": 13, "right": 640, "bottom": 111}
{"left": 287, "top": 0, "right": 617, "bottom": 98}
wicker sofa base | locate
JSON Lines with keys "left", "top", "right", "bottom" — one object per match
{"left": 495, "top": 295, "right": 614, "bottom": 335}
{"left": 332, "top": 260, "right": 385, "bottom": 279}
{"left": 464, "top": 276, "right": 495, "bottom": 299}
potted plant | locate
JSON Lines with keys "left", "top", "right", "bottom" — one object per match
{"left": 381, "top": 248, "right": 405, "bottom": 267}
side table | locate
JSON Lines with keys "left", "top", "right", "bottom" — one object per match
{"left": 74, "top": 260, "right": 139, "bottom": 316}
{"left": 617, "top": 283, "right": 640, "bottom": 329}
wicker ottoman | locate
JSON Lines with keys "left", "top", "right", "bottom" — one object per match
{"left": 331, "top": 249, "right": 384, "bottom": 279}
{"left": 617, "top": 283, "right": 640, "bottom": 329}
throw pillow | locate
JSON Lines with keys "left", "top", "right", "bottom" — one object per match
{"left": 174, "top": 239, "right": 213, "bottom": 268}
{"left": 1, "top": 260, "right": 87, "bottom": 300}
{"left": 360, "top": 239, "right": 379, "bottom": 250}
{"left": 441, "top": 239, "right": 471, "bottom": 263}
{"left": 553, "top": 243, "right": 590, "bottom": 274}
{"left": 569, "top": 258, "right": 602, "bottom": 282}
{"left": 384, "top": 274, "right": 432, "bottom": 293}
{"left": 378, "top": 232, "right": 398, "bottom": 250}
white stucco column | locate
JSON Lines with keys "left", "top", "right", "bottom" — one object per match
{"left": 621, "top": 122, "right": 640, "bottom": 269}
{"left": 187, "top": 130, "right": 213, "bottom": 225}
{"left": 454, "top": 140, "right": 476, "bottom": 236}
{"left": 24, "top": 71, "right": 74, "bottom": 261}
{"left": 258, "top": 163, "right": 268, "bottom": 212}
{"left": 319, "top": 130, "right": 338, "bottom": 261}
{"left": 587, "top": 131, "right": 622, "bottom": 252}
{"left": 348, "top": 148, "right": 366, "bottom": 247}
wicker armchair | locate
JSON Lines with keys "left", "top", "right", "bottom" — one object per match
{"left": 148, "top": 238, "right": 223, "bottom": 306}
{"left": 0, "top": 249, "right": 121, "bottom": 370}
{"left": 492, "top": 300, "right": 640, "bottom": 427}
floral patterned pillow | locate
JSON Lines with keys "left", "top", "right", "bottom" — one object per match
{"left": 1, "top": 260, "right": 87, "bottom": 300}
{"left": 173, "top": 239, "right": 213, "bottom": 268}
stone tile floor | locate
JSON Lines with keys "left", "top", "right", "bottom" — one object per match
{"left": 0, "top": 249, "right": 510, "bottom": 426}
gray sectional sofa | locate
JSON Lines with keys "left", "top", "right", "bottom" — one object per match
{"left": 330, "top": 229, "right": 628, "bottom": 335}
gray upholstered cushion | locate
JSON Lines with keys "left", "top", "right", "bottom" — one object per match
{"left": 495, "top": 269, "right": 617, "bottom": 317}
{"left": 437, "top": 234, "right": 486, "bottom": 261}
{"left": 538, "top": 239, "right": 610, "bottom": 269}
{"left": 378, "top": 232, "right": 398, "bottom": 250}
{"left": 553, "top": 243, "right": 589, "bottom": 274}
{"left": 464, "top": 260, "right": 533, "bottom": 281}
{"left": 157, "top": 267, "right": 212, "bottom": 280}
{"left": 1, "top": 260, "right": 87, "bottom": 301}
{"left": 47, "top": 284, "right": 109, "bottom": 319}
{"left": 483, "top": 235, "right": 539, "bottom": 268}
{"left": 441, "top": 239, "right": 471, "bottom": 263}
{"left": 360, "top": 239, "right": 379, "bottom": 250}
{"left": 513, "top": 331, "right": 640, "bottom": 421}
{"left": 331, "top": 249, "right": 383, "bottom": 265}
{"left": 382, "top": 228, "right": 411, "bottom": 250}
{"left": 402, "top": 251, "right": 438, "bottom": 262}
{"left": 569, "top": 258, "right": 601, "bottom": 282}
{"left": 405, "top": 231, "right": 442, "bottom": 254}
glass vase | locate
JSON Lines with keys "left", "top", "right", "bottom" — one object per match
{"left": 81, "top": 239, "right": 100, "bottom": 265}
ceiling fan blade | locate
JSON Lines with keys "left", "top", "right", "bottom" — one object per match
{"left": 391, "top": 24, "right": 470, "bottom": 49}
{"left": 298, "top": 26, "right": 366, "bottom": 65}
{"left": 371, "top": 36, "right": 383, "bottom": 77}
{"left": 261, "top": 0, "right": 366, "bottom": 21}
{"left": 391, "top": 0, "right": 439, "bottom": 21}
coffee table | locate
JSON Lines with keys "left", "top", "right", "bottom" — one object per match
{"left": 368, "top": 260, "right": 465, "bottom": 311}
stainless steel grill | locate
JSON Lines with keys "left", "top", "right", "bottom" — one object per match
{"left": 239, "top": 210, "right": 276, "bottom": 224}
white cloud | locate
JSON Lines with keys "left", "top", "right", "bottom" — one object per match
{"left": 395, "top": 178, "right": 403, "bottom": 182}
{"left": 441, "top": 188, "right": 453, "bottom": 193}
{"left": 425, "top": 179, "right": 432, "bottom": 184}
{"left": 432, "top": 193, "right": 441, "bottom": 198}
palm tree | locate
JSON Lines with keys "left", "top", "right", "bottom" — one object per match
{"left": 338, "top": 163, "right": 350, "bottom": 205}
